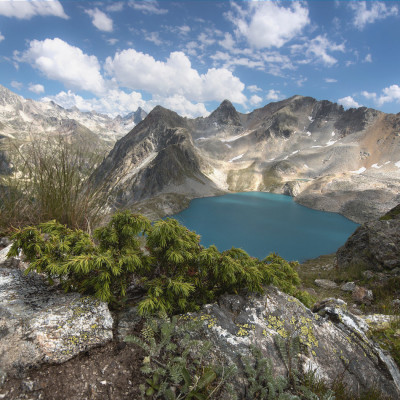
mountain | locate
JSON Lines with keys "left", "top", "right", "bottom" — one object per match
{"left": 0, "top": 85, "right": 147, "bottom": 146}
{"left": 93, "top": 96, "right": 400, "bottom": 223}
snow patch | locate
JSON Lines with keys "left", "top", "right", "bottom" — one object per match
{"left": 306, "top": 131, "right": 311, "bottom": 136}
{"left": 303, "top": 164, "right": 309, "bottom": 169}
{"left": 196, "top": 137, "right": 208, "bottom": 141}
{"left": 225, "top": 143, "right": 232, "bottom": 148}
{"left": 308, "top": 116, "right": 314, "bottom": 122}
{"left": 384, "top": 161, "right": 391, "bottom": 165}
{"left": 395, "top": 161, "right": 400, "bottom": 168}
{"left": 350, "top": 167, "right": 366, "bottom": 174}
{"left": 371, "top": 163, "right": 382, "bottom": 169}
{"left": 311, "top": 145, "right": 322, "bottom": 148}
{"left": 331, "top": 131, "right": 335, "bottom": 136}
{"left": 229, "top": 154, "right": 244, "bottom": 162}
{"left": 325, "top": 140, "right": 337, "bottom": 146}
{"left": 291, "top": 150, "right": 299, "bottom": 155}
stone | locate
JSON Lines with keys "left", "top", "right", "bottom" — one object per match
{"left": 0, "top": 249, "right": 113, "bottom": 383}
{"left": 312, "top": 297, "right": 347, "bottom": 313}
{"left": 314, "top": 279, "right": 338, "bottom": 289}
{"left": 340, "top": 282, "right": 356, "bottom": 292}
{"left": 352, "top": 286, "right": 374, "bottom": 305}
{"left": 362, "top": 270, "right": 375, "bottom": 280}
{"left": 392, "top": 299, "right": 400, "bottom": 308}
{"left": 192, "top": 288, "right": 400, "bottom": 399}
{"left": 337, "top": 212, "right": 400, "bottom": 271}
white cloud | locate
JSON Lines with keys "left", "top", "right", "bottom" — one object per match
{"left": 292, "top": 35, "right": 345, "bottom": 66}
{"left": 325, "top": 78, "right": 337, "bottom": 83}
{"left": 105, "top": 49, "right": 247, "bottom": 104}
{"left": 228, "top": 1, "right": 309, "bottom": 49}
{"left": 250, "top": 94, "right": 262, "bottom": 106}
{"left": 148, "top": 95, "right": 208, "bottom": 118}
{"left": 106, "top": 2, "right": 124, "bottom": 12}
{"left": 0, "top": 0, "right": 68, "bottom": 20}
{"left": 17, "top": 38, "right": 107, "bottom": 95}
{"left": 10, "top": 80, "right": 23, "bottom": 89}
{"left": 266, "top": 89, "right": 284, "bottom": 101}
{"left": 248, "top": 85, "right": 262, "bottom": 93}
{"left": 377, "top": 85, "right": 400, "bottom": 105}
{"left": 85, "top": 8, "right": 113, "bottom": 32}
{"left": 349, "top": 1, "right": 398, "bottom": 30}
{"left": 128, "top": 0, "right": 167, "bottom": 15}
{"left": 0, "top": 31, "right": 4, "bottom": 42}
{"left": 107, "top": 38, "right": 119, "bottom": 46}
{"left": 42, "top": 89, "right": 146, "bottom": 117}
{"left": 338, "top": 96, "right": 361, "bottom": 108}
{"left": 361, "top": 91, "right": 377, "bottom": 100}
{"left": 28, "top": 83, "right": 44, "bottom": 94}
{"left": 145, "top": 32, "right": 162, "bottom": 46}
{"left": 363, "top": 53, "right": 372, "bottom": 63}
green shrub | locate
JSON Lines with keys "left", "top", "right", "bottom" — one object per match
{"left": 9, "top": 211, "right": 310, "bottom": 314}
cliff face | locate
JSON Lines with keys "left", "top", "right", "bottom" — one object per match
{"left": 92, "top": 96, "right": 400, "bottom": 222}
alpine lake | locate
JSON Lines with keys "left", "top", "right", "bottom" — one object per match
{"left": 171, "top": 192, "right": 359, "bottom": 262}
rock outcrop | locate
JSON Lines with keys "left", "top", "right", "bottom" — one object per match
{"left": 337, "top": 204, "right": 400, "bottom": 270}
{"left": 192, "top": 290, "right": 400, "bottom": 398}
{"left": 0, "top": 245, "right": 113, "bottom": 384}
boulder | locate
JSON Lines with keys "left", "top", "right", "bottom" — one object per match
{"left": 0, "top": 245, "right": 113, "bottom": 384}
{"left": 340, "top": 282, "right": 356, "bottom": 292}
{"left": 337, "top": 206, "right": 400, "bottom": 270}
{"left": 192, "top": 288, "right": 400, "bottom": 398}
{"left": 352, "top": 286, "right": 374, "bottom": 305}
{"left": 314, "top": 278, "right": 337, "bottom": 289}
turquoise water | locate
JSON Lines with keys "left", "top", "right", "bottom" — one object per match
{"left": 171, "top": 192, "right": 359, "bottom": 262}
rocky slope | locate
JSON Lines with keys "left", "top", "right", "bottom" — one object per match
{"left": 93, "top": 96, "right": 400, "bottom": 222}
{"left": 0, "top": 84, "right": 147, "bottom": 147}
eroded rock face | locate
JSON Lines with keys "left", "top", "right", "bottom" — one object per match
{"left": 190, "top": 289, "right": 400, "bottom": 398}
{"left": 336, "top": 205, "right": 400, "bottom": 270}
{"left": 0, "top": 245, "right": 113, "bottom": 383}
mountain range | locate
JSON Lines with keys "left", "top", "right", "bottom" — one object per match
{"left": 92, "top": 96, "right": 400, "bottom": 223}
{"left": 0, "top": 84, "right": 147, "bottom": 146}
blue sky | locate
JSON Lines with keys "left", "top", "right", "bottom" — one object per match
{"left": 0, "top": 0, "right": 400, "bottom": 118}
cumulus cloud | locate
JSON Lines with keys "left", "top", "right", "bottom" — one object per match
{"left": 249, "top": 94, "right": 262, "bottom": 106}
{"left": 104, "top": 49, "right": 247, "bottom": 104}
{"left": 338, "top": 96, "right": 361, "bottom": 108}
{"left": 28, "top": 83, "right": 44, "bottom": 94}
{"left": 128, "top": 0, "right": 167, "bottom": 15}
{"left": 349, "top": 1, "right": 398, "bottom": 30}
{"left": 145, "top": 31, "right": 163, "bottom": 46}
{"left": 85, "top": 8, "right": 113, "bottom": 32}
{"left": 106, "top": 2, "right": 124, "bottom": 12}
{"left": 11, "top": 80, "right": 23, "bottom": 90}
{"left": 16, "top": 38, "right": 107, "bottom": 95}
{"left": 292, "top": 35, "right": 345, "bottom": 66}
{"left": 228, "top": 1, "right": 309, "bottom": 49}
{"left": 266, "top": 89, "right": 284, "bottom": 101}
{"left": 376, "top": 85, "right": 400, "bottom": 106}
{"left": 0, "top": 31, "right": 4, "bottom": 42}
{"left": 0, "top": 0, "right": 68, "bottom": 20}
{"left": 42, "top": 89, "right": 146, "bottom": 117}
{"left": 361, "top": 91, "right": 377, "bottom": 100}
{"left": 325, "top": 78, "right": 337, "bottom": 83}
{"left": 148, "top": 95, "right": 208, "bottom": 118}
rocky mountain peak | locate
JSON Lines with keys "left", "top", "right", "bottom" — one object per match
{"left": 207, "top": 99, "right": 242, "bottom": 126}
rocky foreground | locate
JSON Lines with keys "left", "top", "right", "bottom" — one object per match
{"left": 1, "top": 209, "right": 400, "bottom": 400}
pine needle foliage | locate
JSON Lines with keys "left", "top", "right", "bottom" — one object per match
{"left": 8, "top": 211, "right": 312, "bottom": 313}
{"left": 125, "top": 314, "right": 236, "bottom": 399}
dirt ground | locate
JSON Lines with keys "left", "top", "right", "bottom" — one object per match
{"left": 0, "top": 341, "right": 146, "bottom": 400}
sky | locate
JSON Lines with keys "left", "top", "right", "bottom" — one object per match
{"left": 0, "top": 0, "right": 400, "bottom": 118}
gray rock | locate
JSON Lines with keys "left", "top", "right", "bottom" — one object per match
{"left": 312, "top": 297, "right": 347, "bottom": 313}
{"left": 337, "top": 216, "right": 400, "bottom": 271}
{"left": 340, "top": 282, "right": 356, "bottom": 292}
{"left": 314, "top": 279, "right": 338, "bottom": 289}
{"left": 352, "top": 286, "right": 374, "bottom": 305}
{"left": 362, "top": 270, "right": 375, "bottom": 279}
{"left": 193, "top": 288, "right": 400, "bottom": 398}
{"left": 0, "top": 252, "right": 113, "bottom": 383}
